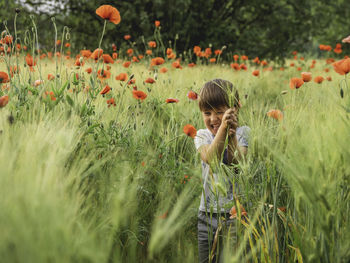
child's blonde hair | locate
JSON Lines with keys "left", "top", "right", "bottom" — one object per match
{"left": 198, "top": 79, "right": 239, "bottom": 111}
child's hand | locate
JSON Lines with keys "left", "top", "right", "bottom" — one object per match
{"left": 222, "top": 108, "right": 238, "bottom": 135}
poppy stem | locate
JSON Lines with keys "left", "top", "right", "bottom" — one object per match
{"left": 98, "top": 20, "right": 107, "bottom": 52}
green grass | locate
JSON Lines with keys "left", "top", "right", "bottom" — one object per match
{"left": 0, "top": 52, "right": 350, "bottom": 263}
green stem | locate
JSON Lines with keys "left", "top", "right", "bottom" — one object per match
{"left": 92, "top": 20, "right": 107, "bottom": 90}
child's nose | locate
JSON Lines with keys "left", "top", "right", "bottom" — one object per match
{"left": 210, "top": 113, "right": 219, "bottom": 121}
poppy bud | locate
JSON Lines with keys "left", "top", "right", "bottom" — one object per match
{"left": 15, "top": 8, "right": 20, "bottom": 13}
{"left": 340, "top": 87, "right": 344, "bottom": 98}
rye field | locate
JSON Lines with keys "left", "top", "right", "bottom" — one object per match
{"left": 0, "top": 4, "right": 350, "bottom": 263}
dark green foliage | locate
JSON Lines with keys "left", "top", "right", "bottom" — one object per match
{"left": 2, "top": 0, "right": 350, "bottom": 61}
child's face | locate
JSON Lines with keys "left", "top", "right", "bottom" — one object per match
{"left": 202, "top": 105, "right": 230, "bottom": 136}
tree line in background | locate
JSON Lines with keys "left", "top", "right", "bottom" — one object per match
{"left": 1, "top": 0, "right": 350, "bottom": 62}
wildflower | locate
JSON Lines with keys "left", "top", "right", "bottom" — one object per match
{"left": 56, "top": 40, "right": 61, "bottom": 46}
{"left": 166, "top": 48, "right": 173, "bottom": 55}
{"left": 159, "top": 67, "right": 168, "bottom": 73}
{"left": 229, "top": 205, "right": 247, "bottom": 219}
{"left": 230, "top": 63, "right": 240, "bottom": 70}
{"left": 324, "top": 68, "right": 329, "bottom": 73}
{"left": 112, "top": 43, "right": 117, "bottom": 51}
{"left": 252, "top": 70, "right": 259, "bottom": 77}
{"left": 151, "top": 57, "right": 165, "bottom": 66}
{"left": 241, "top": 55, "right": 248, "bottom": 60}
{"left": 301, "top": 72, "right": 312, "bottom": 82}
{"left": 126, "top": 48, "right": 133, "bottom": 56}
{"left": 326, "top": 76, "right": 332, "bottom": 81}
{"left": 333, "top": 58, "right": 350, "bottom": 75}
{"left": 297, "top": 67, "right": 302, "bottom": 71}
{"left": 116, "top": 73, "right": 128, "bottom": 81}
{"left": 188, "top": 63, "right": 196, "bottom": 67}
{"left": 100, "top": 85, "right": 111, "bottom": 95}
{"left": 74, "top": 58, "right": 84, "bottom": 67}
{"left": 107, "top": 97, "right": 116, "bottom": 107}
{"left": 289, "top": 77, "right": 304, "bottom": 89}
{"left": 0, "top": 95, "right": 9, "bottom": 108}
{"left": 96, "top": 5, "right": 121, "bottom": 25}
{"left": 102, "top": 54, "right": 114, "bottom": 64}
{"left": 65, "top": 43, "right": 70, "bottom": 48}
{"left": 314, "top": 76, "right": 324, "bottom": 84}
{"left": 233, "top": 54, "right": 239, "bottom": 61}
{"left": 145, "top": 77, "right": 155, "bottom": 84}
{"left": 214, "top": 49, "right": 222, "bottom": 56}
{"left": 132, "top": 90, "right": 147, "bottom": 101}
{"left": 123, "top": 61, "right": 131, "bottom": 68}
{"left": 261, "top": 60, "right": 268, "bottom": 66}
{"left": 97, "top": 69, "right": 111, "bottom": 79}
{"left": 172, "top": 60, "right": 182, "bottom": 69}
{"left": 34, "top": 80, "right": 43, "bottom": 87}
{"left": 124, "top": 35, "right": 131, "bottom": 40}
{"left": 165, "top": 98, "right": 179, "bottom": 103}
{"left": 239, "top": 64, "right": 247, "bottom": 71}
{"left": 333, "top": 43, "right": 342, "bottom": 54}
{"left": 253, "top": 57, "right": 260, "bottom": 64}
{"left": 91, "top": 48, "right": 103, "bottom": 60}
{"left": 128, "top": 79, "right": 135, "bottom": 85}
{"left": 112, "top": 52, "right": 118, "bottom": 59}
{"left": 44, "top": 91, "right": 56, "bottom": 101}
{"left": 0, "top": 71, "right": 9, "bottom": 83}
{"left": 146, "top": 49, "right": 152, "bottom": 55}
{"left": 85, "top": 67, "right": 92, "bottom": 74}
{"left": 187, "top": 91, "right": 198, "bottom": 100}
{"left": 267, "top": 109, "right": 283, "bottom": 121}
{"left": 148, "top": 41, "right": 156, "bottom": 48}
{"left": 155, "top": 20, "right": 160, "bottom": 27}
{"left": 183, "top": 124, "right": 197, "bottom": 138}
{"left": 47, "top": 73, "right": 55, "bottom": 80}
{"left": 81, "top": 49, "right": 92, "bottom": 58}
{"left": 25, "top": 54, "right": 36, "bottom": 68}
{"left": 209, "top": 58, "right": 216, "bottom": 63}
{"left": 193, "top": 46, "right": 201, "bottom": 55}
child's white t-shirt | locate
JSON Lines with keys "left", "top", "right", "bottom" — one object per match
{"left": 194, "top": 126, "right": 250, "bottom": 213}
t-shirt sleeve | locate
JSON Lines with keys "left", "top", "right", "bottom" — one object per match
{"left": 237, "top": 126, "right": 250, "bottom": 147}
{"left": 194, "top": 129, "right": 211, "bottom": 150}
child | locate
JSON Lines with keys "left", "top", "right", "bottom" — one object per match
{"left": 194, "top": 79, "right": 250, "bottom": 263}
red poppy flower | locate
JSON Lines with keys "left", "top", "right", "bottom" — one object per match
{"left": 124, "top": 35, "right": 131, "bottom": 40}
{"left": 80, "top": 49, "right": 92, "bottom": 58}
{"left": 74, "top": 58, "right": 84, "bottom": 67}
{"left": 123, "top": 61, "right": 131, "bottom": 68}
{"left": 301, "top": 72, "right": 312, "bottom": 82}
{"left": 100, "top": 85, "right": 111, "bottom": 95}
{"left": 107, "top": 98, "right": 116, "bottom": 107}
{"left": 102, "top": 54, "right": 114, "bottom": 64}
{"left": 172, "top": 60, "right": 182, "bottom": 69}
{"left": 132, "top": 56, "right": 139, "bottom": 62}
{"left": 289, "top": 78, "right": 304, "bottom": 89}
{"left": 187, "top": 91, "right": 198, "bottom": 100}
{"left": 314, "top": 76, "right": 324, "bottom": 84}
{"left": 333, "top": 58, "right": 350, "bottom": 75}
{"left": 183, "top": 124, "right": 197, "bottom": 139}
{"left": 146, "top": 49, "right": 152, "bottom": 55}
{"left": 230, "top": 63, "right": 240, "bottom": 70}
{"left": 267, "top": 109, "right": 283, "bottom": 121}
{"left": 85, "top": 68, "right": 92, "bottom": 74}
{"left": 151, "top": 57, "right": 165, "bottom": 66}
{"left": 96, "top": 5, "right": 121, "bottom": 25}
{"left": 233, "top": 54, "right": 239, "bottom": 61}
{"left": 0, "top": 71, "right": 9, "bottom": 83}
{"left": 65, "top": 43, "right": 70, "bottom": 48}
{"left": 0, "top": 95, "right": 9, "bottom": 107}
{"left": 148, "top": 41, "right": 156, "bottom": 48}
{"left": 112, "top": 43, "right": 117, "bottom": 51}
{"left": 132, "top": 90, "right": 147, "bottom": 101}
{"left": 116, "top": 73, "right": 128, "bottom": 81}
{"left": 97, "top": 69, "right": 111, "bottom": 79}
{"left": 241, "top": 55, "right": 248, "bottom": 60}
{"left": 209, "top": 58, "right": 216, "bottom": 63}
{"left": 188, "top": 63, "right": 196, "bottom": 67}
{"left": 252, "top": 70, "right": 259, "bottom": 77}
{"left": 112, "top": 52, "right": 118, "bottom": 60}
{"left": 48, "top": 73, "right": 55, "bottom": 80}
{"left": 126, "top": 48, "right": 133, "bottom": 56}
{"left": 165, "top": 98, "right": 179, "bottom": 103}
{"left": 239, "top": 64, "right": 247, "bottom": 71}
{"left": 155, "top": 20, "right": 160, "bottom": 27}
{"left": 56, "top": 40, "right": 61, "bottom": 46}
{"left": 214, "top": 49, "right": 222, "bottom": 56}
{"left": 159, "top": 67, "right": 168, "bottom": 73}
{"left": 193, "top": 46, "right": 201, "bottom": 55}
{"left": 25, "top": 54, "right": 36, "bottom": 67}
{"left": 91, "top": 48, "right": 103, "bottom": 60}
{"left": 145, "top": 77, "right": 155, "bottom": 84}
{"left": 326, "top": 76, "right": 332, "bottom": 81}
{"left": 229, "top": 205, "right": 247, "bottom": 219}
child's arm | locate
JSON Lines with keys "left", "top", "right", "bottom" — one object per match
{"left": 199, "top": 109, "right": 236, "bottom": 165}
